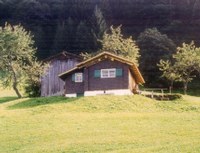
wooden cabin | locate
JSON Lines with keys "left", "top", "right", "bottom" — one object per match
{"left": 41, "top": 51, "right": 82, "bottom": 97}
{"left": 59, "top": 52, "right": 145, "bottom": 97}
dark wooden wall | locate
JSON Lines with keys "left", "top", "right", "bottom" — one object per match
{"left": 64, "top": 59, "right": 132, "bottom": 94}
{"left": 65, "top": 69, "right": 84, "bottom": 94}
{"left": 87, "top": 60, "right": 129, "bottom": 91}
{"left": 41, "top": 59, "right": 79, "bottom": 97}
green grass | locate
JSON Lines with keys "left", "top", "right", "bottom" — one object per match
{"left": 9, "top": 96, "right": 72, "bottom": 109}
{"left": 0, "top": 95, "right": 200, "bottom": 153}
{"left": 0, "top": 97, "right": 18, "bottom": 104}
{"left": 172, "top": 88, "right": 200, "bottom": 97}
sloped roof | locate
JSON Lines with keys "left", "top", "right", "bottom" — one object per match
{"left": 59, "top": 52, "right": 145, "bottom": 84}
{"left": 43, "top": 51, "right": 82, "bottom": 62}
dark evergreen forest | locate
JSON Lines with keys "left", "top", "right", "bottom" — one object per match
{"left": 1, "top": 0, "right": 200, "bottom": 59}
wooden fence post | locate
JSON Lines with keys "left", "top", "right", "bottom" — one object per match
{"left": 151, "top": 91, "right": 154, "bottom": 99}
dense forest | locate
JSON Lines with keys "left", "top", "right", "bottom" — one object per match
{"left": 1, "top": 0, "right": 200, "bottom": 58}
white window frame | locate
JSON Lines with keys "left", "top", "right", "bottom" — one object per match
{"left": 101, "top": 68, "right": 116, "bottom": 78}
{"left": 75, "top": 73, "right": 83, "bottom": 82}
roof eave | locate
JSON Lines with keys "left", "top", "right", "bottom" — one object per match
{"left": 77, "top": 51, "right": 135, "bottom": 68}
{"left": 130, "top": 65, "right": 145, "bottom": 84}
{"left": 58, "top": 67, "right": 79, "bottom": 79}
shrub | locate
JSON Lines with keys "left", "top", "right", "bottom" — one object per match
{"left": 24, "top": 82, "right": 41, "bottom": 97}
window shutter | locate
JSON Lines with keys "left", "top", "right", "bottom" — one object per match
{"left": 116, "top": 68, "right": 123, "bottom": 77}
{"left": 94, "top": 70, "right": 100, "bottom": 78}
{"left": 72, "top": 74, "right": 75, "bottom": 81}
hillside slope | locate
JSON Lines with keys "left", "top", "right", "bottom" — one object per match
{"left": 6, "top": 95, "right": 200, "bottom": 113}
{"left": 0, "top": 95, "right": 200, "bottom": 153}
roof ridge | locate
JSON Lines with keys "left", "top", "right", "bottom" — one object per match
{"left": 43, "top": 51, "right": 82, "bottom": 62}
{"left": 77, "top": 51, "right": 135, "bottom": 67}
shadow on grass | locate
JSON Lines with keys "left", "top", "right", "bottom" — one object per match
{"left": 187, "top": 89, "right": 200, "bottom": 97}
{"left": 173, "top": 89, "right": 200, "bottom": 97}
{"left": 9, "top": 96, "right": 80, "bottom": 109}
{"left": 0, "top": 97, "right": 19, "bottom": 104}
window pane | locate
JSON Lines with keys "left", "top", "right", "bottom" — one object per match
{"left": 101, "top": 69, "right": 116, "bottom": 78}
{"left": 101, "top": 69, "right": 108, "bottom": 78}
{"left": 109, "top": 70, "right": 116, "bottom": 77}
{"left": 75, "top": 73, "right": 83, "bottom": 82}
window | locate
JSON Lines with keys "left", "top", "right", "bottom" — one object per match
{"left": 101, "top": 69, "right": 116, "bottom": 78}
{"left": 94, "top": 68, "right": 123, "bottom": 78}
{"left": 75, "top": 73, "right": 83, "bottom": 82}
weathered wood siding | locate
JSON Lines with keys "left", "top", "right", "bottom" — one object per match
{"left": 41, "top": 59, "right": 79, "bottom": 97}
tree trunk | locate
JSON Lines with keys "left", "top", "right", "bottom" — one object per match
{"left": 183, "top": 81, "right": 188, "bottom": 95}
{"left": 13, "top": 82, "right": 22, "bottom": 98}
{"left": 169, "top": 81, "right": 174, "bottom": 94}
{"left": 12, "top": 68, "right": 22, "bottom": 98}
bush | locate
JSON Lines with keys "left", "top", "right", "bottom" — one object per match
{"left": 24, "top": 82, "right": 41, "bottom": 97}
{"left": 144, "top": 93, "right": 182, "bottom": 101}
{"left": 167, "top": 93, "right": 182, "bottom": 100}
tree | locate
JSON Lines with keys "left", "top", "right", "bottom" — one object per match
{"left": 137, "top": 28, "right": 176, "bottom": 85}
{"left": 0, "top": 23, "right": 45, "bottom": 98}
{"left": 101, "top": 25, "right": 140, "bottom": 65}
{"left": 174, "top": 42, "right": 200, "bottom": 94}
{"left": 24, "top": 59, "right": 47, "bottom": 97}
{"left": 90, "top": 5, "right": 107, "bottom": 49}
{"left": 159, "top": 41, "right": 200, "bottom": 94}
{"left": 75, "top": 21, "right": 94, "bottom": 51}
{"left": 81, "top": 25, "right": 140, "bottom": 65}
{"left": 52, "top": 17, "right": 76, "bottom": 54}
{"left": 52, "top": 23, "right": 66, "bottom": 54}
{"left": 158, "top": 60, "right": 181, "bottom": 93}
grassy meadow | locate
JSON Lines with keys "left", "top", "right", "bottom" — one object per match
{"left": 0, "top": 89, "right": 200, "bottom": 153}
